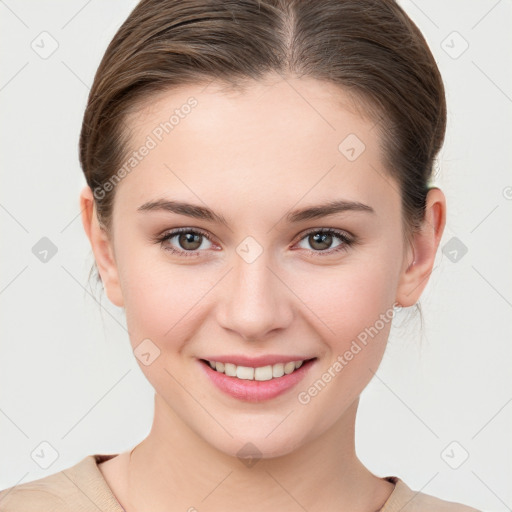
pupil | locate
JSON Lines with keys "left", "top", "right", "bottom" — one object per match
{"left": 311, "top": 233, "right": 331, "bottom": 250}
{"left": 180, "top": 232, "right": 201, "bottom": 250}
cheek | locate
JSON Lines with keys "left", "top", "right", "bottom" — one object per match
{"left": 289, "top": 254, "right": 398, "bottom": 344}
{"left": 111, "top": 235, "right": 401, "bottom": 453}
{"left": 290, "top": 265, "right": 397, "bottom": 432}
{"left": 117, "top": 252, "right": 217, "bottom": 349}
{"left": 118, "top": 232, "right": 400, "bottom": 353}
{"left": 287, "top": 253, "right": 399, "bottom": 397}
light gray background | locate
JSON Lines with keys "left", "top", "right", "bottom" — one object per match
{"left": 1, "top": 1, "right": 511, "bottom": 510}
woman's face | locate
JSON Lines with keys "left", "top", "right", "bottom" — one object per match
{"left": 93, "top": 76, "right": 415, "bottom": 458}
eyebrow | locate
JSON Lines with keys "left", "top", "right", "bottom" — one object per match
{"left": 137, "top": 198, "right": 375, "bottom": 225}
{"left": 286, "top": 199, "right": 375, "bottom": 222}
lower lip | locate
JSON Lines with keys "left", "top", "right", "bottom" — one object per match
{"left": 198, "top": 358, "right": 316, "bottom": 402}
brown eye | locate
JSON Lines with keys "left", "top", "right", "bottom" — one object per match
{"left": 157, "top": 228, "right": 214, "bottom": 257}
{"left": 308, "top": 232, "right": 334, "bottom": 250}
{"left": 296, "top": 228, "right": 354, "bottom": 256}
{"left": 178, "top": 232, "right": 203, "bottom": 250}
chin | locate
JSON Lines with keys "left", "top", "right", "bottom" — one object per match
{"left": 192, "top": 413, "right": 315, "bottom": 463}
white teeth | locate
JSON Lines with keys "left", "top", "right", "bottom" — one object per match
{"left": 236, "top": 365, "right": 254, "bottom": 380}
{"left": 254, "top": 365, "right": 273, "bottom": 381}
{"left": 207, "top": 359, "right": 307, "bottom": 381}
{"left": 224, "top": 362, "right": 237, "bottom": 377}
{"left": 284, "top": 362, "right": 296, "bottom": 374}
{"left": 272, "top": 363, "right": 284, "bottom": 378}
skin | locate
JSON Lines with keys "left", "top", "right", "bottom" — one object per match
{"left": 80, "top": 74, "right": 446, "bottom": 512}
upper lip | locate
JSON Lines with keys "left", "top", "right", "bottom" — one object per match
{"left": 200, "top": 355, "right": 316, "bottom": 367}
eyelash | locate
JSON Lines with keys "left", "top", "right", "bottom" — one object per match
{"left": 154, "top": 227, "right": 355, "bottom": 258}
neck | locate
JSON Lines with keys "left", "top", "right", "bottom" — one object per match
{"left": 121, "top": 393, "right": 393, "bottom": 512}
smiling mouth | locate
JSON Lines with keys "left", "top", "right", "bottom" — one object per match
{"left": 200, "top": 358, "right": 317, "bottom": 381}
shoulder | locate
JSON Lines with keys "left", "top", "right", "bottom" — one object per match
{"left": 0, "top": 454, "right": 123, "bottom": 512}
{"left": 381, "top": 477, "right": 482, "bottom": 512}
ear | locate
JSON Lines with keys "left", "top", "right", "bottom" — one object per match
{"left": 79, "top": 186, "right": 124, "bottom": 308}
{"left": 395, "top": 187, "right": 446, "bottom": 307}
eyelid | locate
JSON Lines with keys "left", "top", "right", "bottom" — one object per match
{"left": 155, "top": 225, "right": 356, "bottom": 258}
{"left": 156, "top": 226, "right": 214, "bottom": 242}
{"left": 294, "top": 226, "right": 353, "bottom": 243}
{"left": 292, "top": 227, "right": 355, "bottom": 254}
{"left": 153, "top": 226, "right": 220, "bottom": 258}
{"left": 156, "top": 226, "right": 352, "bottom": 244}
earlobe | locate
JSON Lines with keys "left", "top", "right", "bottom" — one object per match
{"left": 395, "top": 187, "right": 446, "bottom": 307}
{"left": 79, "top": 186, "right": 124, "bottom": 308}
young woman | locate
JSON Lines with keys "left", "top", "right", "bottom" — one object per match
{"left": 0, "top": 0, "right": 481, "bottom": 510}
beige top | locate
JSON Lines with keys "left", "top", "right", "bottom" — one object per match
{"left": 0, "top": 454, "right": 481, "bottom": 511}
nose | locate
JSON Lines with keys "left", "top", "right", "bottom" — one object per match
{"left": 216, "top": 249, "right": 293, "bottom": 342}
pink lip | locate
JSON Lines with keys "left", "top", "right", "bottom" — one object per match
{"left": 200, "top": 354, "right": 314, "bottom": 367}
{"left": 197, "top": 358, "right": 316, "bottom": 402}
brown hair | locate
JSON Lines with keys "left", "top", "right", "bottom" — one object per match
{"left": 80, "top": 0, "right": 446, "bottom": 298}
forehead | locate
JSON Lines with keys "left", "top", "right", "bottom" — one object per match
{"left": 115, "top": 76, "right": 398, "bottom": 220}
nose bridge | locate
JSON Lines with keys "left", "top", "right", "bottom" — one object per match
{"left": 218, "top": 245, "right": 292, "bottom": 341}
